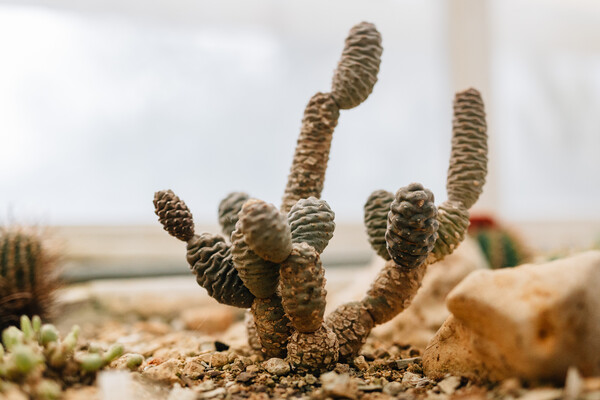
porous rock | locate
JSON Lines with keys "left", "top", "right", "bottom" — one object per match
{"left": 423, "top": 251, "right": 600, "bottom": 382}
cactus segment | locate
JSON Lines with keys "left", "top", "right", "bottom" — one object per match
{"left": 431, "top": 200, "right": 470, "bottom": 262}
{"left": 385, "top": 183, "right": 439, "bottom": 268}
{"left": 325, "top": 302, "right": 374, "bottom": 362}
{"left": 251, "top": 296, "right": 291, "bottom": 358}
{"left": 287, "top": 197, "right": 335, "bottom": 254}
{"left": 187, "top": 233, "right": 255, "bottom": 308}
{"left": 239, "top": 199, "right": 292, "bottom": 263}
{"left": 280, "top": 243, "right": 327, "bottom": 333}
{"left": 231, "top": 225, "right": 280, "bottom": 299}
{"left": 218, "top": 192, "right": 250, "bottom": 239}
{"left": 446, "top": 88, "right": 488, "bottom": 209}
{"left": 363, "top": 190, "right": 394, "bottom": 260}
{"left": 153, "top": 190, "right": 195, "bottom": 242}
{"left": 286, "top": 324, "right": 339, "bottom": 372}
{"left": 331, "top": 22, "right": 383, "bottom": 110}
{"left": 281, "top": 93, "right": 340, "bottom": 213}
{"left": 362, "top": 261, "right": 428, "bottom": 326}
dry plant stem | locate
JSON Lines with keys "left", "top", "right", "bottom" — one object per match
{"left": 280, "top": 243, "right": 327, "bottom": 333}
{"left": 364, "top": 190, "right": 394, "bottom": 260}
{"left": 218, "top": 192, "right": 250, "bottom": 239}
{"left": 251, "top": 295, "right": 291, "bottom": 358}
{"left": 446, "top": 88, "right": 488, "bottom": 210}
{"left": 281, "top": 22, "right": 382, "bottom": 213}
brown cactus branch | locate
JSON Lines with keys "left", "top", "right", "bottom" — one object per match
{"left": 251, "top": 295, "right": 291, "bottom": 359}
{"left": 186, "top": 233, "right": 254, "bottom": 308}
{"left": 281, "top": 22, "right": 382, "bottom": 213}
{"left": 239, "top": 199, "right": 292, "bottom": 263}
{"left": 280, "top": 243, "right": 327, "bottom": 333}
{"left": 287, "top": 197, "right": 335, "bottom": 254}
{"left": 447, "top": 88, "right": 488, "bottom": 210}
{"left": 328, "top": 183, "right": 439, "bottom": 360}
{"left": 363, "top": 190, "right": 395, "bottom": 260}
{"left": 218, "top": 192, "right": 249, "bottom": 239}
{"left": 154, "top": 190, "right": 254, "bottom": 308}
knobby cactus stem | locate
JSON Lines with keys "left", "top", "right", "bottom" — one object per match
{"left": 281, "top": 22, "right": 382, "bottom": 213}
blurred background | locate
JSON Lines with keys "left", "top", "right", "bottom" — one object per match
{"left": 1, "top": 0, "right": 599, "bottom": 281}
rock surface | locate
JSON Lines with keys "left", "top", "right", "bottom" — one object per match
{"left": 423, "top": 251, "right": 600, "bottom": 382}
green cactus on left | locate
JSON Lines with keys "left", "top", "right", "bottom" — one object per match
{"left": 0, "top": 229, "right": 60, "bottom": 332}
{"left": 0, "top": 315, "right": 134, "bottom": 399}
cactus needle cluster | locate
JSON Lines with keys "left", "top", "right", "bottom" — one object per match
{"left": 154, "top": 21, "right": 488, "bottom": 372}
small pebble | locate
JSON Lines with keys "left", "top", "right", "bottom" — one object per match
{"left": 305, "top": 374, "right": 317, "bottom": 385}
{"left": 210, "top": 352, "right": 229, "bottom": 368}
{"left": 394, "top": 357, "right": 421, "bottom": 370}
{"left": 236, "top": 372, "right": 256, "bottom": 383}
{"left": 334, "top": 363, "right": 350, "bottom": 374}
{"left": 383, "top": 381, "right": 403, "bottom": 396}
{"left": 353, "top": 355, "right": 369, "bottom": 371}
{"left": 438, "top": 376, "right": 461, "bottom": 394}
{"left": 263, "top": 358, "right": 290, "bottom": 376}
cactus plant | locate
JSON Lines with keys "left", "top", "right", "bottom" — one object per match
{"left": 0, "top": 315, "right": 132, "bottom": 399}
{"left": 0, "top": 228, "right": 60, "bottom": 332}
{"left": 468, "top": 215, "right": 531, "bottom": 269}
{"left": 154, "top": 21, "right": 488, "bottom": 372}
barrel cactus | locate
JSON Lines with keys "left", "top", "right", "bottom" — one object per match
{"left": 0, "top": 229, "right": 60, "bottom": 332}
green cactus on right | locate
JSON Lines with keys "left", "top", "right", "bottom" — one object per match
{"left": 0, "top": 229, "right": 60, "bottom": 332}
{"left": 468, "top": 215, "right": 531, "bottom": 269}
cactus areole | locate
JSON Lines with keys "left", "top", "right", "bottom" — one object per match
{"left": 153, "top": 21, "right": 488, "bottom": 372}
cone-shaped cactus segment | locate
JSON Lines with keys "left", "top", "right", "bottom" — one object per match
{"left": 239, "top": 199, "right": 292, "bottom": 263}
{"left": 153, "top": 190, "right": 195, "bottom": 242}
{"left": 280, "top": 243, "right": 327, "bottom": 333}
{"left": 385, "top": 183, "right": 439, "bottom": 268}
{"left": 187, "top": 233, "right": 255, "bottom": 308}
{"left": 281, "top": 22, "right": 382, "bottom": 213}
{"left": 287, "top": 197, "right": 335, "bottom": 254}
{"left": 218, "top": 192, "right": 250, "bottom": 239}
{"left": 363, "top": 190, "right": 394, "bottom": 260}
{"left": 446, "top": 88, "right": 488, "bottom": 210}
{"left": 331, "top": 22, "right": 383, "bottom": 110}
{"left": 231, "top": 223, "right": 280, "bottom": 299}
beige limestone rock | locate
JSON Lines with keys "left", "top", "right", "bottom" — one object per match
{"left": 373, "top": 237, "right": 487, "bottom": 347}
{"left": 423, "top": 251, "right": 600, "bottom": 382}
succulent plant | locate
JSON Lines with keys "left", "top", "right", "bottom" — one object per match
{"left": 0, "top": 228, "right": 60, "bottom": 332}
{"left": 0, "top": 315, "right": 133, "bottom": 399}
{"left": 468, "top": 215, "right": 531, "bottom": 269}
{"left": 154, "top": 21, "right": 488, "bottom": 372}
